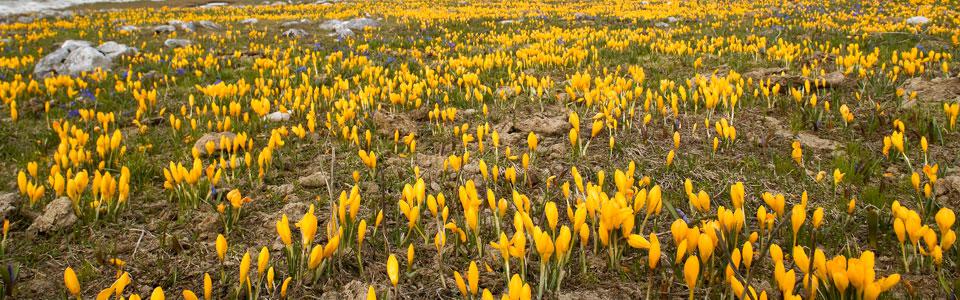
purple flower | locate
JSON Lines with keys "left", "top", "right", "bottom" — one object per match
{"left": 677, "top": 209, "right": 690, "bottom": 223}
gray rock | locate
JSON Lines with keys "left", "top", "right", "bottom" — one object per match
{"left": 655, "top": 22, "right": 670, "bottom": 28}
{"left": 319, "top": 19, "right": 345, "bottom": 31}
{"left": 16, "top": 16, "right": 34, "bottom": 24}
{"left": 33, "top": 48, "right": 70, "bottom": 77}
{"left": 762, "top": 116, "right": 841, "bottom": 150}
{"left": 97, "top": 41, "right": 138, "bottom": 60}
{"left": 168, "top": 20, "right": 195, "bottom": 32}
{"left": 164, "top": 39, "right": 192, "bottom": 48}
{"left": 667, "top": 16, "right": 679, "bottom": 23}
{"left": 198, "top": 20, "right": 222, "bottom": 30}
{"left": 574, "top": 12, "right": 595, "bottom": 21}
{"left": 282, "top": 28, "right": 309, "bottom": 38}
{"left": 153, "top": 25, "right": 176, "bottom": 33}
{"left": 320, "top": 17, "right": 380, "bottom": 34}
{"left": 42, "top": 46, "right": 110, "bottom": 76}
{"left": 511, "top": 114, "right": 568, "bottom": 136}
{"left": 118, "top": 25, "right": 139, "bottom": 32}
{"left": 496, "top": 86, "right": 517, "bottom": 98}
{"left": 0, "top": 193, "right": 17, "bottom": 219}
{"left": 193, "top": 132, "right": 236, "bottom": 156}
{"left": 26, "top": 197, "right": 77, "bottom": 236}
{"left": 906, "top": 16, "right": 929, "bottom": 25}
{"left": 344, "top": 17, "right": 379, "bottom": 30}
{"left": 334, "top": 27, "right": 355, "bottom": 38}
{"left": 298, "top": 171, "right": 329, "bottom": 188}
{"left": 266, "top": 111, "right": 291, "bottom": 121}
{"left": 200, "top": 2, "right": 229, "bottom": 8}
{"left": 60, "top": 40, "right": 92, "bottom": 51}
{"left": 282, "top": 19, "right": 310, "bottom": 27}
{"left": 63, "top": 47, "right": 110, "bottom": 75}
{"left": 240, "top": 18, "right": 259, "bottom": 25}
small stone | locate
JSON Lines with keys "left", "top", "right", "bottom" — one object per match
{"left": 153, "top": 25, "right": 176, "bottom": 33}
{"left": 0, "top": 192, "right": 17, "bottom": 219}
{"left": 164, "top": 39, "right": 192, "bottom": 48}
{"left": 319, "top": 19, "right": 346, "bottom": 31}
{"left": 298, "top": 171, "right": 329, "bottom": 188}
{"left": 373, "top": 110, "right": 417, "bottom": 136}
{"left": 193, "top": 132, "right": 236, "bottom": 156}
{"left": 512, "top": 114, "right": 568, "bottom": 136}
{"left": 280, "top": 201, "right": 311, "bottom": 218}
{"left": 266, "top": 111, "right": 291, "bottom": 122}
{"left": 819, "top": 71, "right": 848, "bottom": 87}
{"left": 344, "top": 18, "right": 379, "bottom": 30}
{"left": 168, "top": 20, "right": 196, "bottom": 32}
{"left": 496, "top": 86, "right": 518, "bottom": 98}
{"left": 268, "top": 184, "right": 296, "bottom": 196}
{"left": 282, "top": 19, "right": 310, "bottom": 27}
{"left": 906, "top": 16, "right": 930, "bottom": 25}
{"left": 574, "top": 12, "right": 595, "bottom": 21}
{"left": 199, "top": 2, "right": 229, "bottom": 8}
{"left": 361, "top": 182, "right": 380, "bottom": 195}
{"left": 198, "top": 20, "right": 222, "bottom": 30}
{"left": 27, "top": 197, "right": 77, "bottom": 237}
{"left": 936, "top": 176, "right": 960, "bottom": 203}
{"left": 240, "top": 18, "right": 259, "bottom": 25}
{"left": 334, "top": 27, "right": 355, "bottom": 38}
{"left": 899, "top": 77, "right": 960, "bottom": 109}
{"left": 762, "top": 116, "right": 840, "bottom": 150}
{"left": 282, "top": 28, "right": 309, "bottom": 38}
{"left": 197, "top": 211, "right": 220, "bottom": 235}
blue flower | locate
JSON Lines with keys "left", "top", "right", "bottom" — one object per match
{"left": 80, "top": 89, "right": 95, "bottom": 101}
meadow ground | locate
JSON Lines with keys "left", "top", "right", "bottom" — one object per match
{"left": 0, "top": 0, "right": 959, "bottom": 299}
